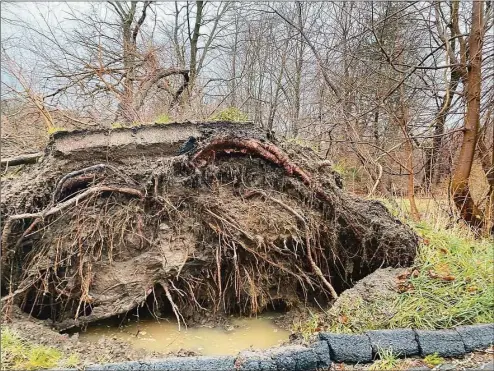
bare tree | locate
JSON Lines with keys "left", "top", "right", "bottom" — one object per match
{"left": 2, "top": 0, "right": 493, "bottom": 233}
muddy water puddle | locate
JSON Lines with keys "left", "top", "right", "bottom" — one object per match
{"left": 78, "top": 313, "right": 290, "bottom": 356}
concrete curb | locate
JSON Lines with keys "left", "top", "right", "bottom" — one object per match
{"left": 85, "top": 356, "right": 236, "bottom": 371}
{"left": 77, "top": 324, "right": 493, "bottom": 370}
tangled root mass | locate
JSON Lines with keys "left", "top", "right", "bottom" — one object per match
{"left": 1, "top": 122, "right": 417, "bottom": 330}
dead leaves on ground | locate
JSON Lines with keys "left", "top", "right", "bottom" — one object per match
{"left": 396, "top": 264, "right": 459, "bottom": 293}
{"left": 427, "top": 270, "right": 456, "bottom": 282}
{"left": 396, "top": 269, "right": 418, "bottom": 293}
{"left": 428, "top": 262, "right": 456, "bottom": 282}
{"left": 338, "top": 314, "right": 349, "bottom": 324}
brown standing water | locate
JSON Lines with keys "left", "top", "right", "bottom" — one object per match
{"left": 78, "top": 313, "right": 290, "bottom": 356}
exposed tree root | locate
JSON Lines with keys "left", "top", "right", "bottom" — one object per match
{"left": 1, "top": 152, "right": 43, "bottom": 168}
{"left": 52, "top": 164, "right": 138, "bottom": 202}
{"left": 1, "top": 185, "right": 143, "bottom": 268}
{"left": 1, "top": 127, "right": 417, "bottom": 330}
{"left": 160, "top": 281, "right": 186, "bottom": 331}
{"left": 245, "top": 190, "right": 338, "bottom": 300}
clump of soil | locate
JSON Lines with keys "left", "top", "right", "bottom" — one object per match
{"left": 273, "top": 268, "right": 407, "bottom": 338}
{"left": 1, "top": 122, "right": 418, "bottom": 331}
{"left": 318, "top": 267, "right": 407, "bottom": 333}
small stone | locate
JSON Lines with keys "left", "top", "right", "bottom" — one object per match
{"left": 480, "top": 360, "right": 494, "bottom": 370}
{"left": 437, "top": 364, "right": 456, "bottom": 370}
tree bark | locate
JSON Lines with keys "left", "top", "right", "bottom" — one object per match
{"left": 451, "top": 0, "right": 484, "bottom": 228}
{"left": 406, "top": 130, "right": 421, "bottom": 222}
{"left": 478, "top": 113, "right": 494, "bottom": 235}
{"left": 423, "top": 71, "right": 461, "bottom": 190}
{"left": 188, "top": 0, "right": 204, "bottom": 94}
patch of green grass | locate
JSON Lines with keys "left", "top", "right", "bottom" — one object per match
{"left": 1, "top": 327, "right": 78, "bottom": 370}
{"left": 111, "top": 122, "right": 125, "bottom": 129}
{"left": 292, "top": 311, "right": 321, "bottom": 341}
{"left": 390, "top": 222, "right": 494, "bottom": 329}
{"left": 47, "top": 126, "right": 66, "bottom": 135}
{"left": 369, "top": 347, "right": 399, "bottom": 370}
{"left": 210, "top": 107, "right": 248, "bottom": 122}
{"left": 331, "top": 161, "right": 347, "bottom": 176}
{"left": 286, "top": 137, "right": 319, "bottom": 152}
{"left": 155, "top": 113, "right": 171, "bottom": 124}
{"left": 318, "top": 295, "right": 397, "bottom": 334}
{"left": 60, "top": 353, "right": 80, "bottom": 368}
{"left": 423, "top": 353, "right": 444, "bottom": 368}
{"left": 1, "top": 328, "right": 26, "bottom": 369}
{"left": 25, "top": 346, "right": 62, "bottom": 370}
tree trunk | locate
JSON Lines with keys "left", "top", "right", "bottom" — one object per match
{"left": 292, "top": 2, "right": 304, "bottom": 137}
{"left": 478, "top": 113, "right": 494, "bottom": 235}
{"left": 188, "top": 0, "right": 204, "bottom": 95}
{"left": 423, "top": 71, "right": 461, "bottom": 190}
{"left": 406, "top": 131, "right": 421, "bottom": 222}
{"left": 115, "top": 2, "right": 138, "bottom": 124}
{"left": 451, "top": 0, "right": 484, "bottom": 229}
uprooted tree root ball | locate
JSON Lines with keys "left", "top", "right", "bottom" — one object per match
{"left": 1, "top": 122, "right": 418, "bottom": 330}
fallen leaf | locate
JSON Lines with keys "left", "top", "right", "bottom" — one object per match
{"left": 397, "top": 269, "right": 411, "bottom": 280}
{"left": 338, "top": 315, "right": 348, "bottom": 324}
{"left": 398, "top": 282, "right": 414, "bottom": 293}
{"left": 441, "top": 275, "right": 455, "bottom": 281}
{"left": 436, "top": 263, "right": 451, "bottom": 276}
{"left": 428, "top": 270, "right": 440, "bottom": 279}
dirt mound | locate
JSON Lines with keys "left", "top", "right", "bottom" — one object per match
{"left": 319, "top": 268, "right": 407, "bottom": 334}
{"left": 1, "top": 122, "right": 418, "bottom": 330}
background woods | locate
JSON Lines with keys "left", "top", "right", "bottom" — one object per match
{"left": 1, "top": 1, "right": 493, "bottom": 234}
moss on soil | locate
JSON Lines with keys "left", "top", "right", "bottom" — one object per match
{"left": 1, "top": 327, "right": 79, "bottom": 370}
